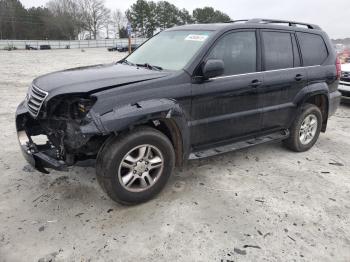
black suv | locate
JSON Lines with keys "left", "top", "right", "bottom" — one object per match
{"left": 16, "top": 19, "right": 341, "bottom": 204}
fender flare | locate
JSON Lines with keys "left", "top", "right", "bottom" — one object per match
{"left": 293, "top": 82, "right": 329, "bottom": 107}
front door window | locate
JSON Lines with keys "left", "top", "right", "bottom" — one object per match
{"left": 207, "top": 31, "right": 257, "bottom": 76}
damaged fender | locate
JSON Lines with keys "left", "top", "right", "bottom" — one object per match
{"left": 92, "top": 98, "right": 190, "bottom": 158}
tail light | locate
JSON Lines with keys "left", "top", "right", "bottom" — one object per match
{"left": 336, "top": 57, "right": 341, "bottom": 80}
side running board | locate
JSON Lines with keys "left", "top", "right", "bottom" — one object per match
{"left": 189, "top": 130, "right": 289, "bottom": 160}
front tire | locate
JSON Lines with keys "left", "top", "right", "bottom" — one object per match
{"left": 96, "top": 127, "right": 175, "bottom": 205}
{"left": 284, "top": 103, "right": 323, "bottom": 152}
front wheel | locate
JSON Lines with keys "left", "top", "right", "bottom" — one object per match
{"left": 96, "top": 127, "right": 175, "bottom": 205}
{"left": 284, "top": 103, "right": 323, "bottom": 152}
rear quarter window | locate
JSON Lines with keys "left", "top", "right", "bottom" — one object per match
{"left": 297, "top": 33, "right": 328, "bottom": 66}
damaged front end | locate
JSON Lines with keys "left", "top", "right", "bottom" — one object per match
{"left": 16, "top": 85, "right": 105, "bottom": 173}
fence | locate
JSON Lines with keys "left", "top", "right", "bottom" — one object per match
{"left": 0, "top": 38, "right": 148, "bottom": 50}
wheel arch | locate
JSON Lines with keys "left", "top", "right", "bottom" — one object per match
{"left": 294, "top": 83, "right": 330, "bottom": 132}
{"left": 304, "top": 94, "right": 328, "bottom": 132}
{"left": 145, "top": 118, "right": 184, "bottom": 166}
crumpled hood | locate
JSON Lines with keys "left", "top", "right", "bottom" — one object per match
{"left": 341, "top": 63, "right": 350, "bottom": 72}
{"left": 33, "top": 63, "right": 170, "bottom": 97}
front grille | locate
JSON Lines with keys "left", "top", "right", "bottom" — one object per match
{"left": 341, "top": 71, "right": 350, "bottom": 82}
{"left": 26, "top": 84, "right": 48, "bottom": 117}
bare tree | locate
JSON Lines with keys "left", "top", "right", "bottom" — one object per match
{"left": 79, "top": 0, "right": 110, "bottom": 39}
{"left": 112, "top": 9, "right": 126, "bottom": 38}
{"left": 47, "top": 0, "right": 83, "bottom": 39}
{"left": 104, "top": 17, "right": 113, "bottom": 39}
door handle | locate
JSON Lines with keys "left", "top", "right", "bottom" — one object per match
{"left": 249, "top": 79, "right": 262, "bottom": 87}
{"left": 295, "top": 74, "right": 305, "bottom": 81}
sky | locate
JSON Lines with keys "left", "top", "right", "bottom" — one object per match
{"left": 21, "top": 0, "right": 350, "bottom": 39}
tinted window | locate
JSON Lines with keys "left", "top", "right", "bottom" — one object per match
{"left": 207, "top": 31, "right": 256, "bottom": 76}
{"left": 298, "top": 33, "right": 328, "bottom": 66}
{"left": 262, "top": 31, "right": 294, "bottom": 70}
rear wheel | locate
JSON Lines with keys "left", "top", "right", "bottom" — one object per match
{"left": 284, "top": 103, "right": 323, "bottom": 152}
{"left": 96, "top": 127, "right": 175, "bottom": 205}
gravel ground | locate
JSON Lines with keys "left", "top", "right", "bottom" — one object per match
{"left": 0, "top": 48, "right": 349, "bottom": 262}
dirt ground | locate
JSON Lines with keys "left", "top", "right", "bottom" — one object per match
{"left": 0, "top": 48, "right": 349, "bottom": 262}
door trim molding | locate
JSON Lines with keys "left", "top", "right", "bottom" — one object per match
{"left": 189, "top": 107, "right": 261, "bottom": 127}
{"left": 211, "top": 65, "right": 320, "bottom": 80}
{"left": 189, "top": 102, "right": 294, "bottom": 127}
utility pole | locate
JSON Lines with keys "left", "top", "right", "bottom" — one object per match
{"left": 127, "top": 22, "right": 132, "bottom": 54}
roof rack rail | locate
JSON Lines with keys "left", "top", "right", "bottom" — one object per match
{"left": 225, "top": 19, "right": 249, "bottom": 23}
{"left": 227, "top": 18, "right": 321, "bottom": 30}
{"left": 247, "top": 18, "right": 321, "bottom": 30}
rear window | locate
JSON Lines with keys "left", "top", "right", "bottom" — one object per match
{"left": 297, "top": 33, "right": 328, "bottom": 66}
{"left": 262, "top": 31, "right": 294, "bottom": 70}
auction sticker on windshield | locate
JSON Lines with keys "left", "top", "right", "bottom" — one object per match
{"left": 185, "top": 34, "right": 209, "bottom": 42}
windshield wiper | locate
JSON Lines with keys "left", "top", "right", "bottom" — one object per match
{"left": 119, "top": 59, "right": 135, "bottom": 66}
{"left": 136, "top": 63, "right": 163, "bottom": 71}
{"left": 119, "top": 60, "right": 163, "bottom": 71}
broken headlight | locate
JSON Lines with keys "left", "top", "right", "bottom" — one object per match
{"left": 45, "top": 95, "right": 97, "bottom": 120}
{"left": 74, "top": 97, "right": 97, "bottom": 119}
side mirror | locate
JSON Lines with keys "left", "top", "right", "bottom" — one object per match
{"left": 202, "top": 59, "right": 224, "bottom": 79}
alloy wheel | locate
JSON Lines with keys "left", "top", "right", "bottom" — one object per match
{"left": 118, "top": 144, "right": 164, "bottom": 192}
{"left": 299, "top": 114, "right": 318, "bottom": 145}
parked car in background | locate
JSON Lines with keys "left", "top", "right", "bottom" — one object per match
{"left": 107, "top": 44, "right": 120, "bottom": 51}
{"left": 107, "top": 43, "right": 139, "bottom": 52}
{"left": 25, "top": 45, "right": 38, "bottom": 50}
{"left": 339, "top": 63, "right": 350, "bottom": 101}
{"left": 118, "top": 43, "right": 138, "bottom": 52}
{"left": 39, "top": 45, "right": 51, "bottom": 50}
{"left": 16, "top": 19, "right": 341, "bottom": 205}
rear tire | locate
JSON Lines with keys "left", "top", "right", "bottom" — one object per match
{"left": 96, "top": 126, "right": 175, "bottom": 205}
{"left": 284, "top": 103, "right": 323, "bottom": 152}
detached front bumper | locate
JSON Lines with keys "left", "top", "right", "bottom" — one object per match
{"left": 16, "top": 101, "right": 68, "bottom": 173}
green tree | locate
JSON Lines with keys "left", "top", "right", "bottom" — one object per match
{"left": 193, "top": 7, "right": 231, "bottom": 23}
{"left": 178, "top": 8, "right": 193, "bottom": 25}
{"left": 145, "top": 1, "right": 157, "bottom": 37}
{"left": 126, "top": 0, "right": 157, "bottom": 38}
{"left": 26, "top": 7, "right": 52, "bottom": 39}
{"left": 156, "top": 1, "right": 179, "bottom": 30}
{"left": 0, "top": 0, "right": 233, "bottom": 40}
{"left": 118, "top": 26, "right": 128, "bottom": 38}
{"left": 0, "top": 0, "right": 29, "bottom": 39}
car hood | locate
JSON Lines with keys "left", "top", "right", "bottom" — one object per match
{"left": 33, "top": 63, "right": 170, "bottom": 97}
{"left": 341, "top": 63, "right": 350, "bottom": 72}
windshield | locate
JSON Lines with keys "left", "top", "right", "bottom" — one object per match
{"left": 126, "top": 30, "right": 212, "bottom": 70}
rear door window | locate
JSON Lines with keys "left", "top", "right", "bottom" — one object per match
{"left": 207, "top": 31, "right": 257, "bottom": 76}
{"left": 297, "top": 33, "right": 328, "bottom": 66}
{"left": 262, "top": 31, "right": 294, "bottom": 70}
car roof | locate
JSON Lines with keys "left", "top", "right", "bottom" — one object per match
{"left": 167, "top": 19, "right": 323, "bottom": 34}
{"left": 167, "top": 23, "right": 230, "bottom": 31}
